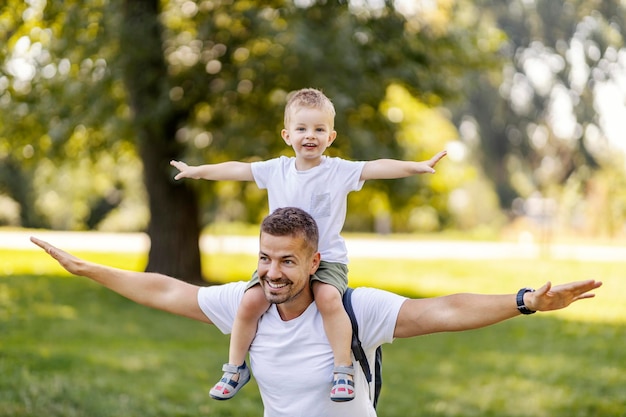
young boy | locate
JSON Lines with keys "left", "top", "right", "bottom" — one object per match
{"left": 171, "top": 88, "right": 447, "bottom": 402}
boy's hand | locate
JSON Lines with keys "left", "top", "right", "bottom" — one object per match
{"left": 424, "top": 150, "right": 447, "bottom": 172}
{"left": 410, "top": 150, "right": 448, "bottom": 174}
{"left": 170, "top": 160, "right": 198, "bottom": 180}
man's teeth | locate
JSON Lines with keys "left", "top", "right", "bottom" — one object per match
{"left": 267, "top": 281, "right": 287, "bottom": 289}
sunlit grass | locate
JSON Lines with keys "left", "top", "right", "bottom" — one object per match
{"left": 0, "top": 249, "right": 147, "bottom": 276}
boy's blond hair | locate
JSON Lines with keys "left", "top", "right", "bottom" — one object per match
{"left": 284, "top": 88, "right": 336, "bottom": 129}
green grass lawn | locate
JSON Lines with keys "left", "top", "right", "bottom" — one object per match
{"left": 1, "top": 248, "right": 625, "bottom": 417}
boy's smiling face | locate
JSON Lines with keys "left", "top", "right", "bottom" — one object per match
{"left": 281, "top": 106, "right": 337, "bottom": 170}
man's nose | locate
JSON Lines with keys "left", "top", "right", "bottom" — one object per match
{"left": 267, "top": 261, "right": 281, "bottom": 278}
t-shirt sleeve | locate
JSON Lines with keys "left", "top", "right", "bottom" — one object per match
{"left": 351, "top": 287, "right": 407, "bottom": 348}
{"left": 250, "top": 157, "right": 282, "bottom": 190}
{"left": 197, "top": 282, "right": 246, "bottom": 334}
{"left": 335, "top": 158, "right": 367, "bottom": 192}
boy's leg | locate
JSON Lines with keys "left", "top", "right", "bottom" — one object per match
{"left": 312, "top": 281, "right": 355, "bottom": 402}
{"left": 228, "top": 284, "right": 269, "bottom": 366}
{"left": 210, "top": 284, "right": 269, "bottom": 400}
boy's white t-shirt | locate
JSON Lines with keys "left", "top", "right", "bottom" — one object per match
{"left": 251, "top": 156, "right": 366, "bottom": 264}
{"left": 198, "top": 282, "right": 406, "bottom": 417}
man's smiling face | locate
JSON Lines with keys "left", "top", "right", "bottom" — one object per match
{"left": 257, "top": 231, "right": 320, "bottom": 307}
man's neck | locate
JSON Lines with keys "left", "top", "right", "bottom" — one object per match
{"left": 276, "top": 293, "right": 315, "bottom": 321}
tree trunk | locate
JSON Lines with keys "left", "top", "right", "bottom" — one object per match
{"left": 120, "top": 0, "right": 204, "bottom": 284}
{"left": 139, "top": 133, "right": 204, "bottom": 285}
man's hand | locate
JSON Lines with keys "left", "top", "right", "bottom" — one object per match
{"left": 526, "top": 279, "right": 602, "bottom": 312}
{"left": 30, "top": 236, "right": 85, "bottom": 276}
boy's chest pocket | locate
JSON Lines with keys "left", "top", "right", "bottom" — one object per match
{"left": 310, "top": 193, "right": 331, "bottom": 218}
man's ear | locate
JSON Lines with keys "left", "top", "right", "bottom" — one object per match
{"left": 281, "top": 129, "right": 291, "bottom": 146}
{"left": 309, "top": 252, "right": 321, "bottom": 275}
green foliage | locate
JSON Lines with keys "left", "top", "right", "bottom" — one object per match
{"left": 1, "top": 0, "right": 501, "bottom": 233}
{"left": 0, "top": 0, "right": 134, "bottom": 229}
{"left": 456, "top": 0, "right": 626, "bottom": 236}
{"left": 3, "top": 0, "right": 626, "bottom": 240}
{"left": 162, "top": 0, "right": 502, "bottom": 231}
{"left": 373, "top": 84, "right": 504, "bottom": 231}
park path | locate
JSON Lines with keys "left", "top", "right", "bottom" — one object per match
{"left": 1, "top": 230, "right": 625, "bottom": 262}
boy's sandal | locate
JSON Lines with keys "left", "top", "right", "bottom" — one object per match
{"left": 209, "top": 362, "right": 251, "bottom": 400}
{"left": 330, "top": 365, "right": 355, "bottom": 402}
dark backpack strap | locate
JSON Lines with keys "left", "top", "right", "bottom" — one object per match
{"left": 343, "top": 287, "right": 383, "bottom": 409}
{"left": 342, "top": 288, "right": 372, "bottom": 384}
{"left": 373, "top": 346, "right": 382, "bottom": 409}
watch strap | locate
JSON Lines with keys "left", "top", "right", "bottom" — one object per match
{"left": 516, "top": 287, "right": 536, "bottom": 315}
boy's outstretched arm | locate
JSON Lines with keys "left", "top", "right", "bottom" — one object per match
{"left": 360, "top": 150, "right": 447, "bottom": 181}
{"left": 170, "top": 160, "right": 254, "bottom": 181}
{"left": 30, "top": 237, "right": 211, "bottom": 324}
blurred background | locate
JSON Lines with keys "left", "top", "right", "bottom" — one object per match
{"left": 1, "top": 0, "right": 625, "bottom": 282}
{"left": 2, "top": 2, "right": 625, "bottom": 416}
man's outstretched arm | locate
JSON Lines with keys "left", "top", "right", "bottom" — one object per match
{"left": 30, "top": 237, "right": 211, "bottom": 324}
{"left": 394, "top": 279, "right": 602, "bottom": 338}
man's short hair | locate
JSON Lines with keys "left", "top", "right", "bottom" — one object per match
{"left": 261, "top": 207, "right": 319, "bottom": 254}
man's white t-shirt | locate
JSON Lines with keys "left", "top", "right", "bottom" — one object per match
{"left": 251, "top": 156, "right": 366, "bottom": 264}
{"left": 198, "top": 283, "right": 406, "bottom": 417}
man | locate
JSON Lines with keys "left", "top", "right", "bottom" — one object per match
{"left": 31, "top": 207, "right": 602, "bottom": 417}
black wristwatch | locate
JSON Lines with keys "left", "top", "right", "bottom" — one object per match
{"left": 516, "top": 288, "right": 536, "bottom": 315}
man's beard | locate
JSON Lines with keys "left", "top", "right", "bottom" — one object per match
{"left": 262, "top": 277, "right": 305, "bottom": 305}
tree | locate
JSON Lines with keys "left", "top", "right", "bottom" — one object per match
{"left": 120, "top": 0, "right": 203, "bottom": 282}
{"left": 1, "top": 0, "right": 500, "bottom": 281}
{"left": 454, "top": 0, "right": 626, "bottom": 236}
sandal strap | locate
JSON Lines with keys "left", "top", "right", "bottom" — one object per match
{"left": 333, "top": 365, "right": 355, "bottom": 376}
{"left": 334, "top": 378, "right": 355, "bottom": 387}
{"left": 221, "top": 362, "right": 246, "bottom": 374}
